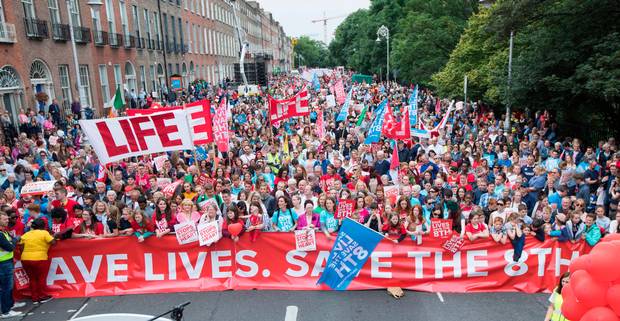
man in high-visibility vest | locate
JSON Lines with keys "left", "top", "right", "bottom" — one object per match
{"left": 0, "top": 211, "right": 25, "bottom": 318}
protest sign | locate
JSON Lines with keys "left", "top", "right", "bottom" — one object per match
{"left": 268, "top": 89, "right": 310, "bottom": 123}
{"left": 384, "top": 185, "right": 400, "bottom": 206}
{"left": 317, "top": 218, "right": 384, "bottom": 290}
{"left": 156, "top": 178, "right": 172, "bottom": 190}
{"left": 294, "top": 229, "right": 317, "bottom": 252}
{"left": 442, "top": 236, "right": 465, "bottom": 254}
{"left": 80, "top": 110, "right": 194, "bottom": 164}
{"left": 326, "top": 95, "right": 336, "bottom": 107}
{"left": 430, "top": 219, "right": 453, "bottom": 239}
{"left": 197, "top": 221, "right": 220, "bottom": 246}
{"left": 335, "top": 199, "right": 355, "bottom": 220}
{"left": 162, "top": 180, "right": 182, "bottom": 198}
{"left": 20, "top": 181, "right": 56, "bottom": 197}
{"left": 174, "top": 222, "right": 198, "bottom": 245}
{"left": 153, "top": 155, "right": 168, "bottom": 172}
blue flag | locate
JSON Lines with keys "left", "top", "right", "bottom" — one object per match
{"left": 409, "top": 85, "right": 418, "bottom": 127}
{"left": 336, "top": 88, "right": 353, "bottom": 122}
{"left": 195, "top": 146, "right": 208, "bottom": 161}
{"left": 312, "top": 73, "right": 321, "bottom": 92}
{"left": 317, "top": 218, "right": 384, "bottom": 290}
{"left": 363, "top": 99, "right": 387, "bottom": 144}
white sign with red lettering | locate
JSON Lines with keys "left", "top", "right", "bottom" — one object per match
{"left": 80, "top": 110, "right": 193, "bottom": 164}
{"left": 197, "top": 221, "right": 220, "bottom": 246}
{"left": 174, "top": 221, "right": 198, "bottom": 245}
{"left": 20, "top": 181, "right": 56, "bottom": 197}
{"left": 294, "top": 229, "right": 316, "bottom": 252}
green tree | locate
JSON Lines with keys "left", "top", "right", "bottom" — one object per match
{"left": 293, "top": 36, "right": 331, "bottom": 68}
{"left": 391, "top": 0, "right": 478, "bottom": 85}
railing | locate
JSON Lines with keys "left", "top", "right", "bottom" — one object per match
{"left": 124, "top": 34, "right": 135, "bottom": 48}
{"left": 109, "top": 33, "right": 123, "bottom": 47}
{"left": 136, "top": 37, "right": 145, "bottom": 49}
{"left": 24, "top": 18, "right": 49, "bottom": 39}
{"left": 94, "top": 30, "right": 108, "bottom": 46}
{"left": 166, "top": 41, "right": 175, "bottom": 53}
{"left": 174, "top": 43, "right": 181, "bottom": 54}
{"left": 73, "top": 26, "right": 91, "bottom": 43}
{"left": 146, "top": 38, "right": 154, "bottom": 50}
{"left": 52, "top": 23, "right": 70, "bottom": 41}
{"left": 0, "top": 22, "right": 17, "bottom": 43}
{"left": 181, "top": 44, "right": 189, "bottom": 54}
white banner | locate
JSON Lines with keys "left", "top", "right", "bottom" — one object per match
{"left": 174, "top": 221, "right": 198, "bottom": 245}
{"left": 20, "top": 181, "right": 56, "bottom": 196}
{"left": 80, "top": 110, "right": 194, "bottom": 164}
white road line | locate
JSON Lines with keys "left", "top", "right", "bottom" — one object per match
{"left": 436, "top": 292, "right": 445, "bottom": 303}
{"left": 285, "top": 305, "right": 299, "bottom": 321}
{"left": 69, "top": 302, "right": 88, "bottom": 320}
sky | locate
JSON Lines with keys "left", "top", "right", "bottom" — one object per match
{"left": 255, "top": 0, "right": 371, "bottom": 44}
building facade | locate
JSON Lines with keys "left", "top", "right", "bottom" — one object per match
{"left": 0, "top": 0, "right": 291, "bottom": 126}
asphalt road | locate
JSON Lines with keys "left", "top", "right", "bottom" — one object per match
{"left": 6, "top": 290, "right": 548, "bottom": 321}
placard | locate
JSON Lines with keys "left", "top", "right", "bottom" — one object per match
{"left": 155, "top": 218, "right": 168, "bottom": 233}
{"left": 430, "top": 219, "right": 453, "bottom": 239}
{"left": 326, "top": 95, "right": 336, "bottom": 107}
{"left": 442, "top": 236, "right": 465, "bottom": 254}
{"left": 174, "top": 221, "right": 198, "bottom": 245}
{"left": 20, "top": 181, "right": 56, "bottom": 197}
{"left": 294, "top": 229, "right": 317, "bottom": 252}
{"left": 197, "top": 221, "right": 220, "bottom": 246}
{"left": 335, "top": 199, "right": 355, "bottom": 220}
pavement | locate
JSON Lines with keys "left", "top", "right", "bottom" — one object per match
{"left": 5, "top": 290, "right": 549, "bottom": 321}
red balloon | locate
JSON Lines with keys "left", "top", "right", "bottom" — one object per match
{"left": 570, "top": 255, "right": 589, "bottom": 272}
{"left": 608, "top": 285, "right": 620, "bottom": 317}
{"left": 562, "top": 284, "right": 588, "bottom": 320}
{"left": 227, "top": 223, "right": 243, "bottom": 237}
{"left": 579, "top": 307, "right": 620, "bottom": 321}
{"left": 572, "top": 269, "right": 609, "bottom": 308}
{"left": 586, "top": 246, "right": 620, "bottom": 283}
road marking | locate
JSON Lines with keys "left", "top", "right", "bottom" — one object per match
{"left": 285, "top": 305, "right": 299, "bottom": 321}
{"left": 69, "top": 301, "right": 89, "bottom": 320}
{"left": 436, "top": 292, "right": 445, "bottom": 303}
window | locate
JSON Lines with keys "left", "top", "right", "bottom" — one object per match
{"left": 78, "top": 65, "right": 92, "bottom": 107}
{"left": 149, "top": 65, "right": 155, "bottom": 93}
{"left": 105, "top": 0, "right": 115, "bottom": 33}
{"left": 143, "top": 9, "right": 151, "bottom": 42}
{"left": 58, "top": 65, "right": 71, "bottom": 111}
{"left": 184, "top": 0, "right": 188, "bottom": 10}
{"left": 170, "top": 15, "right": 175, "bottom": 45}
{"left": 140, "top": 65, "right": 146, "bottom": 92}
{"left": 98, "top": 64, "right": 110, "bottom": 103}
{"left": 178, "top": 17, "right": 183, "bottom": 48}
{"left": 22, "top": 0, "right": 36, "bottom": 19}
{"left": 208, "top": 30, "right": 213, "bottom": 54}
{"left": 48, "top": 0, "right": 60, "bottom": 25}
{"left": 189, "top": 0, "right": 193, "bottom": 13}
{"left": 175, "top": 64, "right": 180, "bottom": 75}
{"left": 131, "top": 5, "right": 140, "bottom": 40}
{"left": 113, "top": 64, "right": 122, "bottom": 89}
{"left": 186, "top": 22, "right": 191, "bottom": 53}
{"left": 69, "top": 0, "right": 81, "bottom": 27}
{"left": 125, "top": 62, "right": 136, "bottom": 92}
{"left": 119, "top": 0, "right": 129, "bottom": 39}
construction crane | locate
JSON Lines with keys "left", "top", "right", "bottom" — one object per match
{"left": 311, "top": 12, "right": 348, "bottom": 44}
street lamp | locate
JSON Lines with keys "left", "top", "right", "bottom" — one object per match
{"left": 376, "top": 25, "right": 389, "bottom": 84}
{"left": 68, "top": 0, "right": 102, "bottom": 118}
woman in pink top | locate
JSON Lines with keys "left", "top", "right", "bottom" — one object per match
{"left": 296, "top": 200, "right": 320, "bottom": 230}
{"left": 176, "top": 199, "right": 200, "bottom": 224}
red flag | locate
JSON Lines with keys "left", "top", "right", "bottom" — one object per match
{"left": 334, "top": 79, "right": 346, "bottom": 105}
{"left": 213, "top": 98, "right": 229, "bottom": 153}
{"left": 268, "top": 89, "right": 310, "bottom": 124}
{"left": 435, "top": 99, "right": 441, "bottom": 114}
{"left": 390, "top": 144, "right": 399, "bottom": 170}
{"left": 383, "top": 104, "right": 411, "bottom": 140}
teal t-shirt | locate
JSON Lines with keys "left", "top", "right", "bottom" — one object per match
{"left": 320, "top": 210, "right": 339, "bottom": 232}
{"left": 271, "top": 209, "right": 298, "bottom": 231}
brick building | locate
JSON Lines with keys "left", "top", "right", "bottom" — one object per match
{"left": 0, "top": 0, "right": 291, "bottom": 136}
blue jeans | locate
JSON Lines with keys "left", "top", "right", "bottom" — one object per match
{"left": 0, "top": 260, "right": 14, "bottom": 314}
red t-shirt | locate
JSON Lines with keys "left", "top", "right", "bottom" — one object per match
{"left": 51, "top": 198, "right": 78, "bottom": 219}
{"left": 465, "top": 223, "right": 487, "bottom": 235}
{"left": 130, "top": 220, "right": 154, "bottom": 233}
{"left": 51, "top": 217, "right": 81, "bottom": 234}
{"left": 8, "top": 221, "right": 25, "bottom": 238}
{"left": 74, "top": 222, "right": 104, "bottom": 235}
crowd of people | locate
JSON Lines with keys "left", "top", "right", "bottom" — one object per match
{"left": 0, "top": 70, "right": 619, "bottom": 318}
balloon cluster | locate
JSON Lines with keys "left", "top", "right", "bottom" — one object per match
{"left": 562, "top": 234, "right": 620, "bottom": 321}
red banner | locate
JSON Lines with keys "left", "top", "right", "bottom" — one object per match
{"left": 31, "top": 234, "right": 589, "bottom": 298}
{"left": 268, "top": 89, "right": 310, "bottom": 124}
{"left": 334, "top": 79, "right": 346, "bottom": 105}
{"left": 383, "top": 104, "right": 411, "bottom": 140}
{"left": 213, "top": 98, "right": 229, "bottom": 152}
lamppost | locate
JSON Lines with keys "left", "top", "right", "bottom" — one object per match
{"left": 505, "top": 30, "right": 514, "bottom": 132}
{"left": 69, "top": 0, "right": 102, "bottom": 118}
{"left": 376, "top": 25, "right": 389, "bottom": 85}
